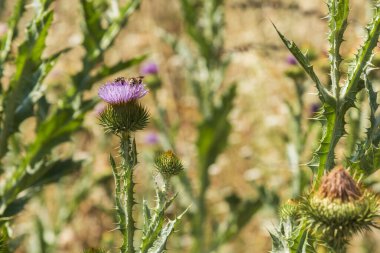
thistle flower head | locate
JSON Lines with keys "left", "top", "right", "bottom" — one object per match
{"left": 154, "top": 151, "right": 184, "bottom": 179}
{"left": 140, "top": 62, "right": 158, "bottom": 75}
{"left": 301, "top": 167, "right": 379, "bottom": 250}
{"left": 98, "top": 77, "right": 150, "bottom": 134}
{"left": 286, "top": 55, "right": 297, "bottom": 65}
{"left": 145, "top": 132, "right": 159, "bottom": 145}
{"left": 98, "top": 77, "right": 148, "bottom": 105}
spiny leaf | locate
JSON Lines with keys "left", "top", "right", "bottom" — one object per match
{"left": 0, "top": 0, "right": 25, "bottom": 59}
{"left": 328, "top": 0, "right": 349, "bottom": 97}
{"left": 140, "top": 193, "right": 178, "bottom": 253}
{"left": 142, "top": 199, "right": 152, "bottom": 235}
{"left": 349, "top": 144, "right": 380, "bottom": 176}
{"left": 347, "top": 75, "right": 378, "bottom": 176}
{"left": 146, "top": 210, "right": 187, "bottom": 253}
{"left": 0, "top": 10, "right": 54, "bottom": 159}
{"left": 273, "top": 24, "right": 336, "bottom": 106}
{"left": 0, "top": 0, "right": 26, "bottom": 79}
{"left": 341, "top": 5, "right": 380, "bottom": 103}
{"left": 270, "top": 220, "right": 316, "bottom": 253}
{"left": 14, "top": 48, "right": 69, "bottom": 127}
{"left": 79, "top": 0, "right": 107, "bottom": 56}
{"left": 0, "top": 158, "right": 81, "bottom": 217}
{"left": 308, "top": 103, "right": 346, "bottom": 179}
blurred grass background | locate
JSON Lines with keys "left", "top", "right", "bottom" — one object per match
{"left": 1, "top": 0, "right": 380, "bottom": 252}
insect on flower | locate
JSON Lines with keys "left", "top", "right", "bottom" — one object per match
{"left": 128, "top": 76, "right": 144, "bottom": 86}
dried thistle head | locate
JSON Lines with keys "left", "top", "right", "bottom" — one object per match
{"left": 301, "top": 167, "right": 379, "bottom": 250}
{"left": 317, "top": 167, "right": 361, "bottom": 202}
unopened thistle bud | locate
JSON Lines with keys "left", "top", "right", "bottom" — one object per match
{"left": 154, "top": 151, "right": 184, "bottom": 179}
{"left": 302, "top": 167, "right": 379, "bottom": 250}
{"left": 98, "top": 77, "right": 149, "bottom": 134}
{"left": 279, "top": 199, "right": 300, "bottom": 221}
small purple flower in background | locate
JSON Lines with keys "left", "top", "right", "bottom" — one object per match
{"left": 310, "top": 102, "right": 321, "bottom": 117}
{"left": 145, "top": 132, "right": 159, "bottom": 145}
{"left": 0, "top": 23, "right": 7, "bottom": 37}
{"left": 286, "top": 55, "right": 298, "bottom": 65}
{"left": 98, "top": 77, "right": 148, "bottom": 105}
{"left": 140, "top": 62, "right": 158, "bottom": 75}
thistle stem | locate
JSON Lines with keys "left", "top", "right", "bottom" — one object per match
{"left": 119, "top": 132, "right": 136, "bottom": 253}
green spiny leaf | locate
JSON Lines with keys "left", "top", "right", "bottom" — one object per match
{"left": 142, "top": 199, "right": 152, "bottom": 235}
{"left": 140, "top": 193, "right": 178, "bottom": 253}
{"left": 146, "top": 209, "right": 187, "bottom": 253}
{"left": 349, "top": 144, "right": 380, "bottom": 176}
{"left": 270, "top": 220, "right": 315, "bottom": 253}
{"left": 0, "top": 158, "right": 81, "bottom": 217}
{"left": 14, "top": 49, "right": 69, "bottom": 127}
{"left": 0, "top": 9, "right": 54, "bottom": 159}
{"left": 273, "top": 24, "right": 336, "bottom": 106}
{"left": 308, "top": 103, "right": 346, "bottom": 179}
{"left": 341, "top": 5, "right": 380, "bottom": 103}
{"left": 0, "top": 0, "right": 26, "bottom": 82}
{"left": 328, "top": 0, "right": 349, "bottom": 97}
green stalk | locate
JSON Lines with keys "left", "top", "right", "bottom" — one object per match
{"left": 119, "top": 132, "right": 137, "bottom": 253}
{"left": 191, "top": 163, "right": 208, "bottom": 253}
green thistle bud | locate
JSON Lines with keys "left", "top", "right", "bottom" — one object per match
{"left": 302, "top": 167, "right": 379, "bottom": 251}
{"left": 98, "top": 102, "right": 149, "bottom": 134}
{"left": 154, "top": 151, "right": 184, "bottom": 179}
{"left": 279, "top": 199, "right": 300, "bottom": 221}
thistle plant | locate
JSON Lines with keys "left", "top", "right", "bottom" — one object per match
{"left": 271, "top": 0, "right": 380, "bottom": 252}
{"left": 0, "top": 0, "right": 145, "bottom": 250}
{"left": 97, "top": 76, "right": 185, "bottom": 253}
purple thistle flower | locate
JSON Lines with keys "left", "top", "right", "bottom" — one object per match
{"left": 140, "top": 62, "right": 158, "bottom": 75}
{"left": 98, "top": 77, "right": 148, "bottom": 105}
{"left": 145, "top": 132, "right": 159, "bottom": 145}
{"left": 310, "top": 102, "right": 321, "bottom": 117}
{"left": 286, "top": 55, "right": 298, "bottom": 65}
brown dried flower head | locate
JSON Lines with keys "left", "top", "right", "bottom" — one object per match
{"left": 317, "top": 167, "right": 361, "bottom": 202}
